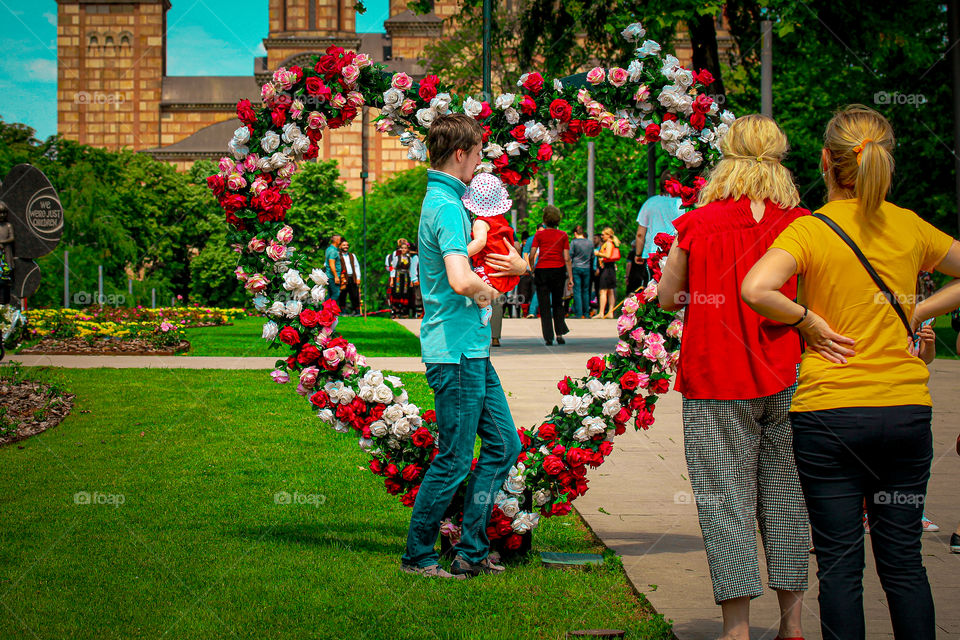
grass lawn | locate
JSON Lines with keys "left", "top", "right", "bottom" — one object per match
{"left": 933, "top": 313, "right": 959, "bottom": 359}
{"left": 182, "top": 315, "right": 421, "bottom": 358}
{"left": 0, "top": 368, "right": 671, "bottom": 640}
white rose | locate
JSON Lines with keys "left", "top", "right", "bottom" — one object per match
{"left": 363, "top": 370, "right": 384, "bottom": 387}
{"left": 307, "top": 268, "right": 328, "bottom": 286}
{"left": 504, "top": 107, "right": 520, "bottom": 125}
{"left": 284, "top": 299, "right": 303, "bottom": 318}
{"left": 261, "top": 321, "right": 279, "bottom": 340}
{"left": 504, "top": 473, "right": 526, "bottom": 494}
{"left": 430, "top": 92, "right": 452, "bottom": 114}
{"left": 602, "top": 398, "right": 622, "bottom": 417}
{"left": 401, "top": 402, "right": 419, "bottom": 416}
{"left": 573, "top": 426, "right": 591, "bottom": 442}
{"left": 699, "top": 128, "right": 717, "bottom": 144}
{"left": 661, "top": 54, "right": 681, "bottom": 79}
{"left": 675, "top": 68, "right": 694, "bottom": 88}
{"left": 359, "top": 437, "right": 374, "bottom": 451}
{"left": 310, "top": 285, "right": 325, "bottom": 304}
{"left": 553, "top": 78, "right": 563, "bottom": 91}
{"left": 582, "top": 416, "right": 607, "bottom": 436}
{"left": 391, "top": 417, "right": 412, "bottom": 438}
{"left": 484, "top": 143, "right": 504, "bottom": 159}
{"left": 339, "top": 386, "right": 356, "bottom": 404}
{"left": 524, "top": 121, "right": 547, "bottom": 143}
{"left": 374, "top": 384, "right": 394, "bottom": 404}
{"left": 282, "top": 123, "right": 302, "bottom": 143}
{"left": 359, "top": 385, "right": 377, "bottom": 402}
{"left": 227, "top": 139, "right": 248, "bottom": 160}
{"left": 407, "top": 139, "right": 428, "bottom": 162}
{"left": 586, "top": 378, "right": 605, "bottom": 398}
{"left": 291, "top": 136, "right": 311, "bottom": 155}
{"left": 369, "top": 420, "right": 388, "bottom": 437}
{"left": 603, "top": 382, "right": 621, "bottom": 399}
{"left": 498, "top": 497, "right": 520, "bottom": 518}
{"left": 720, "top": 110, "right": 736, "bottom": 126}
{"left": 233, "top": 126, "right": 250, "bottom": 145}
{"left": 636, "top": 39, "right": 661, "bottom": 58}
{"left": 385, "top": 375, "right": 403, "bottom": 387}
{"left": 627, "top": 59, "right": 644, "bottom": 83}
{"left": 267, "top": 301, "right": 286, "bottom": 317}
{"left": 676, "top": 140, "right": 703, "bottom": 167}
{"left": 316, "top": 408, "right": 334, "bottom": 424}
{"left": 261, "top": 130, "right": 280, "bottom": 153}
{"left": 533, "top": 489, "right": 552, "bottom": 506}
{"left": 511, "top": 511, "right": 538, "bottom": 534}
{"left": 463, "top": 97, "right": 483, "bottom": 118}
{"left": 494, "top": 93, "right": 515, "bottom": 110}
{"left": 575, "top": 401, "right": 592, "bottom": 417}
{"left": 395, "top": 391, "right": 409, "bottom": 405}
{"left": 416, "top": 108, "right": 438, "bottom": 127}
{"left": 333, "top": 420, "right": 350, "bottom": 434}
{"left": 560, "top": 394, "right": 583, "bottom": 414}
{"left": 383, "top": 404, "right": 404, "bottom": 424}
{"left": 386, "top": 436, "right": 400, "bottom": 449}
{"left": 383, "top": 88, "right": 404, "bottom": 108}
{"left": 505, "top": 141, "right": 527, "bottom": 156}
{"left": 282, "top": 269, "right": 304, "bottom": 290}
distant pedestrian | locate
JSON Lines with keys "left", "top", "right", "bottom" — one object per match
{"left": 569, "top": 225, "right": 593, "bottom": 319}
{"left": 325, "top": 233, "right": 342, "bottom": 302}
{"left": 529, "top": 205, "right": 572, "bottom": 345}
{"left": 338, "top": 239, "right": 362, "bottom": 315}
{"left": 635, "top": 171, "right": 685, "bottom": 285}
{"left": 593, "top": 228, "right": 621, "bottom": 319}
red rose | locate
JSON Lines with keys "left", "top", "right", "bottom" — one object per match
{"left": 549, "top": 99, "right": 572, "bottom": 122}
{"left": 519, "top": 95, "right": 537, "bottom": 115}
{"left": 615, "top": 423, "right": 626, "bottom": 435}
{"left": 481, "top": 125, "right": 492, "bottom": 142}
{"left": 421, "top": 74, "right": 438, "bottom": 87}
{"left": 636, "top": 409, "right": 656, "bottom": 429}
{"left": 582, "top": 120, "right": 602, "bottom": 137}
{"left": 696, "top": 69, "right": 715, "bottom": 85}
{"left": 492, "top": 154, "right": 510, "bottom": 169}
{"left": 384, "top": 463, "right": 400, "bottom": 478}
{"left": 400, "top": 486, "right": 419, "bottom": 507}
{"left": 309, "top": 390, "right": 329, "bottom": 408}
{"left": 504, "top": 533, "right": 522, "bottom": 550}
{"left": 369, "top": 458, "right": 382, "bottom": 474}
{"left": 620, "top": 371, "right": 640, "bottom": 391}
{"left": 322, "top": 299, "right": 341, "bottom": 315}
{"left": 297, "top": 344, "right": 321, "bottom": 365}
{"left": 299, "top": 309, "right": 318, "bottom": 327}
{"left": 538, "top": 423, "right": 557, "bottom": 441}
{"left": 418, "top": 83, "right": 438, "bottom": 102}
{"left": 315, "top": 55, "right": 338, "bottom": 77}
{"left": 422, "top": 409, "right": 437, "bottom": 423}
{"left": 550, "top": 501, "right": 572, "bottom": 516}
{"left": 509, "top": 125, "right": 527, "bottom": 143}
{"left": 219, "top": 193, "right": 247, "bottom": 214}
{"left": 690, "top": 112, "right": 706, "bottom": 130}
{"left": 271, "top": 107, "right": 287, "bottom": 128}
{"left": 536, "top": 144, "right": 553, "bottom": 161}
{"left": 586, "top": 356, "right": 606, "bottom": 377}
{"left": 328, "top": 336, "right": 348, "bottom": 350}
{"left": 559, "top": 129, "right": 580, "bottom": 144}
{"left": 557, "top": 377, "right": 571, "bottom": 395}
{"left": 644, "top": 123, "right": 661, "bottom": 143}
{"left": 663, "top": 112, "right": 678, "bottom": 122}
{"left": 629, "top": 395, "right": 646, "bottom": 411}
{"left": 543, "top": 454, "right": 566, "bottom": 476}
{"left": 305, "top": 77, "right": 322, "bottom": 96}
{"left": 499, "top": 169, "right": 522, "bottom": 185}
{"left": 518, "top": 428, "right": 532, "bottom": 448}
{"left": 478, "top": 101, "right": 493, "bottom": 120}
{"left": 552, "top": 444, "right": 565, "bottom": 456}
{"left": 566, "top": 447, "right": 590, "bottom": 468}
{"left": 278, "top": 326, "right": 300, "bottom": 346}
{"left": 599, "top": 441, "right": 613, "bottom": 457}
{"left": 692, "top": 94, "right": 714, "bottom": 114}
{"left": 411, "top": 427, "right": 434, "bottom": 449}
{"left": 522, "top": 72, "right": 543, "bottom": 94}
{"left": 207, "top": 175, "right": 225, "bottom": 196}
{"left": 614, "top": 407, "right": 632, "bottom": 424}
{"left": 401, "top": 464, "right": 422, "bottom": 482}
{"left": 236, "top": 99, "right": 257, "bottom": 125}
{"left": 663, "top": 178, "right": 682, "bottom": 198}
{"left": 316, "top": 310, "right": 335, "bottom": 327}
{"left": 385, "top": 478, "right": 403, "bottom": 495}
{"left": 651, "top": 378, "right": 670, "bottom": 394}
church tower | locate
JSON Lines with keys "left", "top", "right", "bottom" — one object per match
{"left": 56, "top": 0, "right": 168, "bottom": 151}
{"left": 262, "top": 0, "right": 361, "bottom": 76}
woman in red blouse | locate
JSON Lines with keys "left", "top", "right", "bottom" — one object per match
{"left": 657, "top": 114, "right": 810, "bottom": 640}
{"left": 530, "top": 205, "right": 573, "bottom": 345}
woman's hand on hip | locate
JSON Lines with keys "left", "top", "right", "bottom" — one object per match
{"left": 798, "top": 311, "right": 855, "bottom": 364}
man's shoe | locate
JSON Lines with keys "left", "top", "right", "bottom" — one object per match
{"left": 401, "top": 563, "right": 467, "bottom": 580}
{"left": 544, "top": 338, "right": 553, "bottom": 346}
{"left": 491, "top": 338, "right": 500, "bottom": 347}
{"left": 950, "top": 532, "right": 960, "bottom": 554}
{"left": 450, "top": 555, "right": 506, "bottom": 577}
{"left": 556, "top": 336, "right": 565, "bottom": 344}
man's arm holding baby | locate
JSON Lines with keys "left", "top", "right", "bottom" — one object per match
{"left": 466, "top": 219, "right": 490, "bottom": 257}
{"left": 484, "top": 242, "right": 530, "bottom": 278}
{"left": 443, "top": 254, "right": 498, "bottom": 308}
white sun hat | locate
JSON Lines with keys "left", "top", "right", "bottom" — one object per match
{"left": 462, "top": 172, "right": 513, "bottom": 217}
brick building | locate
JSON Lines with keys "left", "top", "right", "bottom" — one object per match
{"left": 56, "top": 1, "right": 735, "bottom": 196}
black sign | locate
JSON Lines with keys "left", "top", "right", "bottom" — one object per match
{"left": 0, "top": 164, "right": 64, "bottom": 302}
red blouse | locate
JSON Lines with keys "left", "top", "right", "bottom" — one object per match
{"left": 671, "top": 197, "right": 808, "bottom": 400}
{"left": 532, "top": 228, "right": 570, "bottom": 268}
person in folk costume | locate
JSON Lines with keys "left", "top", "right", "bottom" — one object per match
{"left": 388, "top": 238, "right": 415, "bottom": 318}
{"left": 337, "top": 238, "right": 362, "bottom": 315}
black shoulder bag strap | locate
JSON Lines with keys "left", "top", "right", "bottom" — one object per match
{"left": 812, "top": 212, "right": 915, "bottom": 340}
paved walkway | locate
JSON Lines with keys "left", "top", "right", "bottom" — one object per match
{"left": 13, "top": 318, "right": 960, "bottom": 638}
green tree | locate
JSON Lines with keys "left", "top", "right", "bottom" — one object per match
{"left": 285, "top": 160, "right": 350, "bottom": 252}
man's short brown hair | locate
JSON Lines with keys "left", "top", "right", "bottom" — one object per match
{"left": 426, "top": 113, "right": 484, "bottom": 168}
{"left": 542, "top": 205, "right": 562, "bottom": 227}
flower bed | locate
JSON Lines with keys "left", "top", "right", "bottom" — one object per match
{"left": 0, "top": 362, "right": 74, "bottom": 446}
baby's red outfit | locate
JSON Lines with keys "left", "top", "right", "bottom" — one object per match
{"left": 471, "top": 214, "right": 520, "bottom": 293}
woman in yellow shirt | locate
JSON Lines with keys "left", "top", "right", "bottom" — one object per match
{"left": 742, "top": 105, "right": 960, "bottom": 640}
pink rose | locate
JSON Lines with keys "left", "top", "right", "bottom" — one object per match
{"left": 299, "top": 366, "right": 320, "bottom": 389}
{"left": 586, "top": 67, "right": 606, "bottom": 85}
{"left": 586, "top": 100, "right": 604, "bottom": 117}
{"left": 666, "top": 318, "right": 684, "bottom": 339}
{"left": 577, "top": 88, "right": 591, "bottom": 105}
{"left": 276, "top": 225, "right": 294, "bottom": 244}
{"left": 612, "top": 118, "right": 634, "bottom": 137}
{"left": 346, "top": 90, "right": 364, "bottom": 107}
{"left": 615, "top": 340, "right": 632, "bottom": 356}
{"left": 330, "top": 93, "right": 347, "bottom": 108}
{"left": 261, "top": 82, "right": 277, "bottom": 104}
{"left": 642, "top": 280, "right": 658, "bottom": 302}
{"left": 629, "top": 327, "right": 646, "bottom": 343}
{"left": 617, "top": 313, "right": 637, "bottom": 334}
{"left": 265, "top": 242, "right": 287, "bottom": 261}
{"left": 376, "top": 119, "right": 395, "bottom": 133}
{"left": 353, "top": 53, "right": 372, "bottom": 69}
{"left": 608, "top": 67, "right": 628, "bottom": 87}
{"left": 391, "top": 72, "right": 412, "bottom": 90}
{"left": 342, "top": 64, "right": 360, "bottom": 84}
{"left": 634, "top": 84, "right": 651, "bottom": 103}
{"left": 598, "top": 111, "right": 616, "bottom": 127}
{"left": 244, "top": 274, "right": 269, "bottom": 292}
{"left": 250, "top": 177, "right": 268, "bottom": 196}
{"left": 323, "top": 347, "right": 343, "bottom": 367}
{"left": 218, "top": 157, "right": 236, "bottom": 173}
{"left": 637, "top": 372, "right": 650, "bottom": 389}
{"left": 344, "top": 343, "right": 358, "bottom": 363}
{"left": 400, "top": 98, "right": 417, "bottom": 115}
{"left": 234, "top": 266, "right": 248, "bottom": 281}
{"left": 242, "top": 154, "right": 260, "bottom": 173}
{"left": 307, "top": 111, "right": 327, "bottom": 130}
{"left": 226, "top": 173, "right": 246, "bottom": 191}
{"left": 271, "top": 369, "right": 289, "bottom": 384}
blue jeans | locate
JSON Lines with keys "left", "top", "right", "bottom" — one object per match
{"left": 572, "top": 267, "right": 591, "bottom": 318}
{"left": 791, "top": 405, "right": 934, "bottom": 640}
{"left": 529, "top": 290, "right": 538, "bottom": 316}
{"left": 327, "top": 280, "right": 340, "bottom": 304}
{"left": 402, "top": 356, "right": 522, "bottom": 567}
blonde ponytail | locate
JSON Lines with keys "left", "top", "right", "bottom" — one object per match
{"left": 602, "top": 227, "right": 621, "bottom": 247}
{"left": 823, "top": 105, "right": 895, "bottom": 216}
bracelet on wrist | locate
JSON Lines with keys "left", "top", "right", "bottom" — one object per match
{"left": 788, "top": 305, "right": 808, "bottom": 327}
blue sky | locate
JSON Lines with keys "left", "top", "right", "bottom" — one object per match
{"left": 0, "top": 0, "right": 390, "bottom": 141}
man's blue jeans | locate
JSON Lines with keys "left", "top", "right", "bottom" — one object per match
{"left": 572, "top": 267, "right": 591, "bottom": 318}
{"left": 402, "top": 356, "right": 522, "bottom": 567}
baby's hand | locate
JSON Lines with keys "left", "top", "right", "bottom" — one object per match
{"left": 479, "top": 305, "right": 493, "bottom": 327}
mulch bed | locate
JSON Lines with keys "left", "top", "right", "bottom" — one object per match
{"left": 0, "top": 379, "right": 75, "bottom": 446}
{"left": 20, "top": 338, "right": 191, "bottom": 356}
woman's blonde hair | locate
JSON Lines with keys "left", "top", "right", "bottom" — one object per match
{"left": 601, "top": 227, "right": 621, "bottom": 247}
{"left": 823, "top": 104, "right": 895, "bottom": 217}
{"left": 697, "top": 114, "right": 800, "bottom": 209}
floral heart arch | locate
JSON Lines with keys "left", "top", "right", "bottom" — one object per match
{"left": 208, "top": 22, "right": 728, "bottom": 550}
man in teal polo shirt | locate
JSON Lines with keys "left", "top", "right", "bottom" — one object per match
{"left": 401, "top": 113, "right": 528, "bottom": 579}
{"left": 324, "top": 233, "right": 342, "bottom": 302}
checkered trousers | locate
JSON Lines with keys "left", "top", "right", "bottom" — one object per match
{"left": 682, "top": 383, "right": 810, "bottom": 604}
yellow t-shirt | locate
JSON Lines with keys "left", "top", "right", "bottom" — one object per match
{"left": 770, "top": 199, "right": 954, "bottom": 412}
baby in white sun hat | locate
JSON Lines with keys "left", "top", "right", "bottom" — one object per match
{"left": 462, "top": 172, "right": 521, "bottom": 326}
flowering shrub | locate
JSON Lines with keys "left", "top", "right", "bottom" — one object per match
{"left": 210, "top": 22, "right": 715, "bottom": 540}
